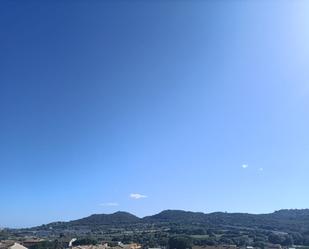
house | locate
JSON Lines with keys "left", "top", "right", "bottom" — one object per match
{"left": 266, "top": 245, "right": 282, "bottom": 249}
{"left": 9, "top": 243, "right": 28, "bottom": 249}
{"left": 22, "top": 239, "right": 45, "bottom": 248}
{"left": 72, "top": 242, "right": 141, "bottom": 249}
{"left": 114, "top": 243, "right": 141, "bottom": 249}
{"left": 72, "top": 245, "right": 108, "bottom": 249}
{"left": 0, "top": 242, "right": 28, "bottom": 249}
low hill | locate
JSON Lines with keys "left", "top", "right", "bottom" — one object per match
{"left": 70, "top": 211, "right": 140, "bottom": 225}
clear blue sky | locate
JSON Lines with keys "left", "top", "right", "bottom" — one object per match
{"left": 1, "top": 0, "right": 309, "bottom": 228}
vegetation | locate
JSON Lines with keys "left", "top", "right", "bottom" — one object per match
{"left": 29, "top": 240, "right": 67, "bottom": 249}
{"left": 7, "top": 209, "right": 309, "bottom": 248}
{"left": 72, "top": 238, "right": 98, "bottom": 246}
{"left": 169, "top": 236, "right": 193, "bottom": 249}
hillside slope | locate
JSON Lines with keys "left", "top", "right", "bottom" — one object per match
{"left": 29, "top": 209, "right": 309, "bottom": 235}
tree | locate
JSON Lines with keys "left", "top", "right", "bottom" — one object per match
{"left": 168, "top": 236, "right": 193, "bottom": 249}
{"left": 268, "top": 233, "right": 284, "bottom": 244}
{"left": 72, "top": 238, "right": 98, "bottom": 246}
{"left": 282, "top": 235, "right": 293, "bottom": 246}
{"left": 290, "top": 232, "right": 303, "bottom": 245}
{"left": 253, "top": 241, "right": 266, "bottom": 249}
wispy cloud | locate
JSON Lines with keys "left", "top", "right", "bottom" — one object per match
{"left": 259, "top": 167, "right": 264, "bottom": 172}
{"left": 242, "top": 164, "right": 249, "bottom": 169}
{"left": 100, "top": 202, "right": 119, "bottom": 207}
{"left": 130, "top": 193, "right": 147, "bottom": 199}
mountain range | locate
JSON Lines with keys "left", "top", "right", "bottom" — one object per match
{"left": 33, "top": 209, "right": 309, "bottom": 233}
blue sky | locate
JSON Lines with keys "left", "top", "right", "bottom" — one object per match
{"left": 1, "top": 0, "right": 309, "bottom": 228}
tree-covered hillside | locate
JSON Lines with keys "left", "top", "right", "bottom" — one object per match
{"left": 10, "top": 209, "right": 309, "bottom": 248}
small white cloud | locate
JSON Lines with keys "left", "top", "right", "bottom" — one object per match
{"left": 130, "top": 193, "right": 147, "bottom": 199}
{"left": 100, "top": 202, "right": 119, "bottom": 207}
{"left": 242, "top": 164, "right": 249, "bottom": 169}
{"left": 259, "top": 167, "right": 264, "bottom": 171}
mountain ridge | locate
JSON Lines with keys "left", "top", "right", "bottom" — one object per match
{"left": 29, "top": 208, "right": 309, "bottom": 230}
